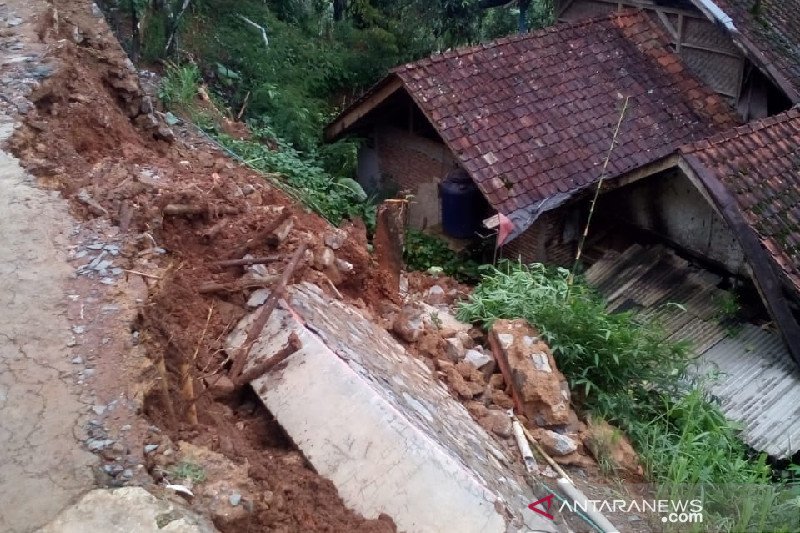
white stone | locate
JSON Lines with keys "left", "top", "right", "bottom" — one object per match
{"left": 424, "top": 285, "right": 446, "bottom": 305}
{"left": 314, "top": 248, "right": 335, "bottom": 269}
{"left": 531, "top": 352, "right": 552, "bottom": 373}
{"left": 541, "top": 430, "right": 578, "bottom": 456}
{"left": 497, "top": 333, "right": 514, "bottom": 349}
{"left": 464, "top": 348, "right": 492, "bottom": 369}
{"left": 445, "top": 337, "right": 465, "bottom": 361}
{"left": 247, "top": 289, "right": 270, "bottom": 308}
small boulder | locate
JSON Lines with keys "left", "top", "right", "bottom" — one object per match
{"left": 584, "top": 418, "right": 642, "bottom": 476}
{"left": 537, "top": 429, "right": 578, "bottom": 457}
{"left": 424, "top": 285, "right": 447, "bottom": 305}
{"left": 464, "top": 348, "right": 493, "bottom": 369}
{"left": 267, "top": 218, "right": 294, "bottom": 246}
{"left": 456, "top": 330, "right": 474, "bottom": 349}
{"left": 314, "top": 248, "right": 336, "bottom": 270}
{"left": 445, "top": 367, "right": 485, "bottom": 400}
{"left": 334, "top": 258, "right": 354, "bottom": 274}
{"left": 491, "top": 390, "right": 514, "bottom": 410}
{"left": 464, "top": 401, "right": 489, "bottom": 420}
{"left": 455, "top": 361, "right": 485, "bottom": 386}
{"left": 324, "top": 229, "right": 347, "bottom": 250}
{"left": 392, "top": 305, "right": 424, "bottom": 343}
{"left": 478, "top": 410, "right": 513, "bottom": 439}
{"left": 444, "top": 337, "right": 465, "bottom": 362}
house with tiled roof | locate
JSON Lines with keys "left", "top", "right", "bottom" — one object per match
{"left": 326, "top": 10, "right": 739, "bottom": 265}
{"left": 679, "top": 107, "right": 800, "bottom": 362}
{"left": 556, "top": 0, "right": 799, "bottom": 119}
{"left": 326, "top": 7, "right": 800, "bottom": 433}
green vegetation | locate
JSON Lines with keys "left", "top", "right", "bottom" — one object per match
{"left": 216, "top": 125, "right": 375, "bottom": 228}
{"left": 458, "top": 261, "right": 800, "bottom": 531}
{"left": 117, "top": 0, "right": 555, "bottom": 244}
{"left": 403, "top": 230, "right": 482, "bottom": 282}
{"left": 168, "top": 460, "right": 207, "bottom": 484}
{"left": 458, "top": 261, "right": 689, "bottom": 410}
{"left": 157, "top": 62, "right": 201, "bottom": 114}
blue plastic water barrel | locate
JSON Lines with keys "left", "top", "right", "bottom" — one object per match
{"left": 439, "top": 169, "right": 482, "bottom": 239}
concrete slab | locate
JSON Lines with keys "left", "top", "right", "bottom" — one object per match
{"left": 227, "top": 283, "right": 560, "bottom": 533}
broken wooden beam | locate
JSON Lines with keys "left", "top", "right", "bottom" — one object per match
{"left": 228, "top": 209, "right": 291, "bottom": 259}
{"left": 236, "top": 332, "right": 301, "bottom": 386}
{"left": 163, "top": 203, "right": 239, "bottom": 217}
{"left": 212, "top": 255, "right": 282, "bottom": 268}
{"left": 373, "top": 199, "right": 408, "bottom": 296}
{"left": 229, "top": 242, "right": 309, "bottom": 380}
{"left": 197, "top": 277, "right": 278, "bottom": 294}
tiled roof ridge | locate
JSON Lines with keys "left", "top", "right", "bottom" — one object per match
{"left": 390, "top": 9, "right": 647, "bottom": 74}
{"left": 682, "top": 105, "right": 800, "bottom": 153}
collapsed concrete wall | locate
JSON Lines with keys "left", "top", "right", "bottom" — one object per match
{"left": 227, "top": 283, "right": 560, "bottom": 533}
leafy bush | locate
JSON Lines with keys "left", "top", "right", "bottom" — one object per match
{"left": 216, "top": 125, "right": 375, "bottom": 228}
{"left": 404, "top": 230, "right": 481, "bottom": 283}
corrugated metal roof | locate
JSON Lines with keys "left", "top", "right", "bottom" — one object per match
{"left": 585, "top": 244, "right": 800, "bottom": 458}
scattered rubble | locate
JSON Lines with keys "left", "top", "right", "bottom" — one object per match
{"left": 227, "top": 282, "right": 559, "bottom": 532}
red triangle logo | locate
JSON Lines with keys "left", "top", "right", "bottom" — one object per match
{"left": 528, "top": 493, "right": 556, "bottom": 520}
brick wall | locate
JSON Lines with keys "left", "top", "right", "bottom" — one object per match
{"left": 502, "top": 210, "right": 577, "bottom": 266}
{"left": 375, "top": 126, "right": 458, "bottom": 229}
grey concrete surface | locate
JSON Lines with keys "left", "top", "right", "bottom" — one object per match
{"left": 0, "top": 122, "right": 97, "bottom": 531}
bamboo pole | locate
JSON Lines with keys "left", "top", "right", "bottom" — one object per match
{"left": 567, "top": 97, "right": 630, "bottom": 294}
{"left": 181, "top": 305, "right": 213, "bottom": 425}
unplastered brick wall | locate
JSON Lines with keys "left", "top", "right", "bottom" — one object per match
{"left": 376, "top": 125, "right": 458, "bottom": 228}
{"left": 502, "top": 210, "right": 576, "bottom": 266}
{"left": 376, "top": 125, "right": 457, "bottom": 190}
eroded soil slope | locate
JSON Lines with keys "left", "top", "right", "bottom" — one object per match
{"left": 7, "top": 1, "right": 393, "bottom": 531}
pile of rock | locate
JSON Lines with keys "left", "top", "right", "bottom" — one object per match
{"left": 389, "top": 306, "right": 641, "bottom": 475}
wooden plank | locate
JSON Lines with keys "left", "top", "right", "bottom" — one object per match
{"left": 656, "top": 9, "right": 678, "bottom": 40}
{"left": 681, "top": 41, "right": 743, "bottom": 59}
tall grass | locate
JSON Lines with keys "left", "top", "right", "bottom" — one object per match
{"left": 458, "top": 261, "right": 800, "bottom": 531}
{"left": 458, "top": 261, "right": 689, "bottom": 416}
{"left": 157, "top": 62, "right": 200, "bottom": 113}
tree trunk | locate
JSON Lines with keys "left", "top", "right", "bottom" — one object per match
{"left": 518, "top": 0, "right": 531, "bottom": 33}
{"left": 333, "top": 0, "right": 347, "bottom": 21}
{"left": 130, "top": 0, "right": 140, "bottom": 63}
